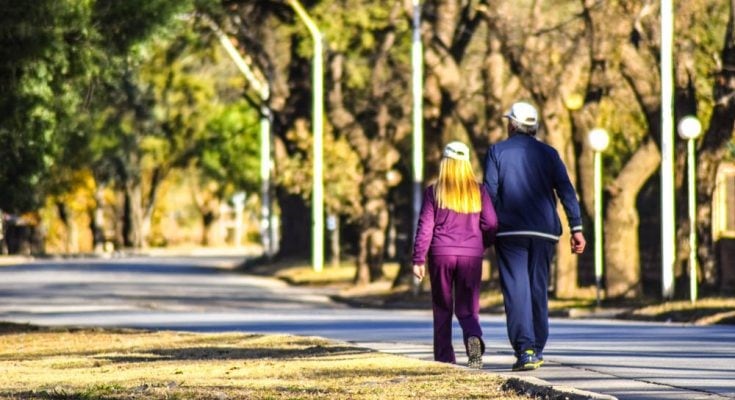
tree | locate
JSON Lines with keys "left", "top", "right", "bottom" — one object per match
{"left": 89, "top": 11, "right": 227, "bottom": 248}
{"left": 0, "top": 0, "right": 98, "bottom": 213}
{"left": 692, "top": 0, "right": 735, "bottom": 290}
{"left": 195, "top": 101, "right": 261, "bottom": 245}
{"left": 317, "top": 2, "right": 412, "bottom": 284}
{"left": 216, "top": 1, "right": 410, "bottom": 280}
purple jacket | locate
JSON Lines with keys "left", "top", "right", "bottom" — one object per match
{"left": 412, "top": 184, "right": 498, "bottom": 265}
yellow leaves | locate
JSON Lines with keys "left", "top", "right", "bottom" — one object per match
{"left": 51, "top": 169, "right": 97, "bottom": 213}
{"left": 140, "top": 136, "right": 170, "bottom": 167}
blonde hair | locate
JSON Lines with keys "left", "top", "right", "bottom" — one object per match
{"left": 435, "top": 158, "right": 481, "bottom": 213}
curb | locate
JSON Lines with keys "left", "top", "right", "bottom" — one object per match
{"left": 499, "top": 374, "right": 618, "bottom": 400}
{"left": 0, "top": 256, "right": 33, "bottom": 266}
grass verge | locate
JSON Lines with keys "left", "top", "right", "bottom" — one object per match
{"left": 0, "top": 323, "right": 529, "bottom": 400}
{"left": 621, "top": 297, "right": 735, "bottom": 325}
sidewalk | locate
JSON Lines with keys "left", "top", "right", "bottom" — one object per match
{"left": 0, "top": 255, "right": 32, "bottom": 266}
{"left": 362, "top": 341, "right": 618, "bottom": 400}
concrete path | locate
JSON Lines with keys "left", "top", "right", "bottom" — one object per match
{"left": 0, "top": 256, "right": 733, "bottom": 400}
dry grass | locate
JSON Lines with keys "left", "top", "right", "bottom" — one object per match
{"left": 275, "top": 261, "right": 400, "bottom": 287}
{"left": 0, "top": 323, "right": 528, "bottom": 400}
{"left": 627, "top": 297, "right": 735, "bottom": 325}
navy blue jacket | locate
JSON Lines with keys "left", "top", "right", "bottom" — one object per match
{"left": 483, "top": 134, "right": 583, "bottom": 242}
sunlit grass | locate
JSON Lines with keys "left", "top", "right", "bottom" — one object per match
{"left": 629, "top": 297, "right": 735, "bottom": 325}
{"left": 273, "top": 261, "right": 400, "bottom": 286}
{"left": 0, "top": 324, "right": 528, "bottom": 399}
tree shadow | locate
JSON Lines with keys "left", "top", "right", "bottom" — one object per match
{"left": 0, "top": 322, "right": 43, "bottom": 334}
{"left": 96, "top": 344, "right": 372, "bottom": 363}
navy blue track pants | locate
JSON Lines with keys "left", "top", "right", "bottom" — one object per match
{"left": 428, "top": 254, "right": 484, "bottom": 363}
{"left": 495, "top": 236, "right": 555, "bottom": 357}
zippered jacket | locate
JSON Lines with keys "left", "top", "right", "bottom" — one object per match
{"left": 412, "top": 184, "right": 498, "bottom": 265}
{"left": 483, "top": 134, "right": 583, "bottom": 242}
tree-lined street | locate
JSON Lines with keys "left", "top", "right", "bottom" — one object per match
{"left": 2, "top": 1, "right": 735, "bottom": 398}
{"left": 2, "top": 0, "right": 735, "bottom": 299}
{"left": 1, "top": 257, "right": 733, "bottom": 400}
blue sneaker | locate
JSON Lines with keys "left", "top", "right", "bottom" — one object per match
{"left": 512, "top": 349, "right": 541, "bottom": 371}
{"left": 536, "top": 352, "right": 544, "bottom": 366}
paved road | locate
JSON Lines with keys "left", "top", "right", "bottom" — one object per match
{"left": 1, "top": 257, "right": 733, "bottom": 400}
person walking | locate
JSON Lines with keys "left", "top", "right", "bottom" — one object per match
{"left": 412, "top": 141, "right": 498, "bottom": 369}
{"left": 483, "top": 101, "right": 586, "bottom": 371}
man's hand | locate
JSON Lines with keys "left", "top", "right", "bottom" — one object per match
{"left": 413, "top": 264, "right": 426, "bottom": 281}
{"left": 571, "top": 231, "right": 586, "bottom": 254}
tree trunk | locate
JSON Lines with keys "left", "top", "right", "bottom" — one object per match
{"left": 391, "top": 177, "right": 420, "bottom": 288}
{"left": 328, "top": 214, "right": 340, "bottom": 268}
{"left": 604, "top": 139, "right": 661, "bottom": 297}
{"left": 139, "top": 167, "right": 162, "bottom": 249}
{"left": 276, "top": 190, "right": 310, "bottom": 259}
{"left": 125, "top": 180, "right": 144, "bottom": 249}
{"left": 200, "top": 211, "right": 215, "bottom": 246}
{"left": 91, "top": 183, "right": 106, "bottom": 253}
{"left": 694, "top": 0, "right": 735, "bottom": 291}
{"left": 326, "top": 48, "right": 402, "bottom": 285}
{"left": 56, "top": 202, "right": 77, "bottom": 254}
{"left": 355, "top": 182, "right": 390, "bottom": 285}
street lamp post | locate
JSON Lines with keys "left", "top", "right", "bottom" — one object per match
{"left": 288, "top": 0, "right": 325, "bottom": 272}
{"left": 589, "top": 128, "right": 610, "bottom": 308}
{"left": 678, "top": 115, "right": 703, "bottom": 303}
{"left": 202, "top": 15, "right": 276, "bottom": 257}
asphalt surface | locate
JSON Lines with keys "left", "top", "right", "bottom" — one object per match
{"left": 1, "top": 255, "right": 733, "bottom": 400}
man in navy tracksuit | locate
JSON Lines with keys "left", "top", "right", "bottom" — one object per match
{"left": 483, "top": 101, "right": 586, "bottom": 371}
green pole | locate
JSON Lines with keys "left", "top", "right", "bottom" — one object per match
{"left": 289, "top": 0, "right": 324, "bottom": 272}
{"left": 594, "top": 149, "right": 603, "bottom": 308}
{"left": 589, "top": 128, "right": 608, "bottom": 307}
{"left": 687, "top": 138, "right": 698, "bottom": 303}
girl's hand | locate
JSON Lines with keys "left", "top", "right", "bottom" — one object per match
{"left": 413, "top": 264, "right": 426, "bottom": 281}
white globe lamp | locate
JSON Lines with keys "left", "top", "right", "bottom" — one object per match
{"left": 588, "top": 128, "right": 610, "bottom": 152}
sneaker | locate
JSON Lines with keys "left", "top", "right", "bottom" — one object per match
{"left": 467, "top": 336, "right": 483, "bottom": 369}
{"left": 512, "top": 349, "right": 540, "bottom": 371}
{"left": 536, "top": 352, "right": 544, "bottom": 366}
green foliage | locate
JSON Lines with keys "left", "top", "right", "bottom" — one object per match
{"left": 0, "top": 0, "right": 193, "bottom": 213}
{"left": 311, "top": 1, "right": 411, "bottom": 92}
{"left": 277, "top": 122, "right": 363, "bottom": 219}
{"left": 92, "top": 0, "right": 192, "bottom": 56}
{"left": 676, "top": 1, "right": 730, "bottom": 126}
{"left": 200, "top": 101, "right": 261, "bottom": 196}
{"left": 0, "top": 0, "right": 98, "bottom": 212}
{"left": 596, "top": 91, "right": 649, "bottom": 178}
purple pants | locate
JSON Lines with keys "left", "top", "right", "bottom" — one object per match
{"left": 428, "top": 254, "right": 484, "bottom": 363}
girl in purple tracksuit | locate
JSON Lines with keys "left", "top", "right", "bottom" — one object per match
{"left": 412, "top": 141, "right": 498, "bottom": 369}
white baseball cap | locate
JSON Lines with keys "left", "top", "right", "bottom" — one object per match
{"left": 504, "top": 101, "right": 539, "bottom": 128}
{"left": 443, "top": 141, "right": 470, "bottom": 161}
